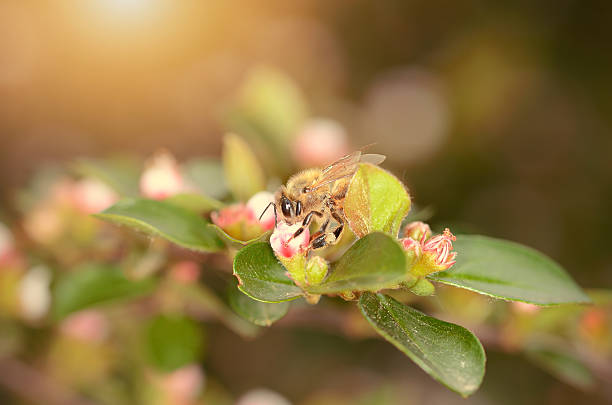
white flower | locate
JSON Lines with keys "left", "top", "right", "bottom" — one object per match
{"left": 19, "top": 265, "right": 52, "bottom": 321}
{"left": 236, "top": 388, "right": 292, "bottom": 405}
{"left": 247, "top": 191, "right": 276, "bottom": 230}
{"left": 140, "top": 151, "right": 184, "bottom": 199}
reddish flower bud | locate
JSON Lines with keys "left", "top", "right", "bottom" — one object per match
{"left": 169, "top": 261, "right": 201, "bottom": 284}
{"left": 403, "top": 221, "right": 432, "bottom": 243}
{"left": 71, "top": 178, "right": 118, "bottom": 214}
{"left": 161, "top": 364, "right": 205, "bottom": 403}
{"left": 399, "top": 236, "right": 421, "bottom": 266}
{"left": 60, "top": 310, "right": 109, "bottom": 343}
{"left": 211, "top": 203, "right": 268, "bottom": 241}
{"left": 211, "top": 204, "right": 251, "bottom": 228}
{"left": 270, "top": 222, "right": 310, "bottom": 259}
{"left": 0, "top": 223, "right": 14, "bottom": 265}
{"left": 511, "top": 301, "right": 540, "bottom": 315}
{"left": 291, "top": 119, "right": 350, "bottom": 168}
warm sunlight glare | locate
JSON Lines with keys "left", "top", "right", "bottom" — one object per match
{"left": 100, "top": 0, "right": 152, "bottom": 15}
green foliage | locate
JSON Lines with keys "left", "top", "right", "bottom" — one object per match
{"left": 228, "top": 286, "right": 290, "bottom": 326}
{"left": 170, "top": 282, "right": 260, "bottom": 339}
{"left": 222, "top": 133, "right": 266, "bottom": 201}
{"left": 358, "top": 293, "right": 486, "bottom": 397}
{"left": 181, "top": 158, "right": 229, "bottom": 200}
{"left": 72, "top": 157, "right": 141, "bottom": 197}
{"left": 144, "top": 314, "right": 205, "bottom": 372}
{"left": 95, "top": 198, "right": 224, "bottom": 252}
{"left": 232, "top": 66, "right": 307, "bottom": 145}
{"left": 53, "top": 264, "right": 155, "bottom": 319}
{"left": 209, "top": 224, "right": 271, "bottom": 249}
{"left": 525, "top": 344, "right": 595, "bottom": 390}
{"left": 344, "top": 163, "right": 411, "bottom": 238}
{"left": 408, "top": 278, "right": 435, "bottom": 296}
{"left": 164, "top": 193, "right": 224, "bottom": 213}
{"left": 429, "top": 235, "right": 591, "bottom": 305}
{"left": 307, "top": 232, "right": 407, "bottom": 294}
{"left": 233, "top": 242, "right": 304, "bottom": 303}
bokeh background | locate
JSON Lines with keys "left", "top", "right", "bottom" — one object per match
{"left": 0, "top": 1, "right": 611, "bottom": 404}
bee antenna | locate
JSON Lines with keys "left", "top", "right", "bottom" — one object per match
{"left": 259, "top": 202, "right": 277, "bottom": 227}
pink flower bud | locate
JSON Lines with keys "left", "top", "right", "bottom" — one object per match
{"left": 246, "top": 191, "right": 275, "bottom": 231}
{"left": 403, "top": 221, "right": 432, "bottom": 243}
{"left": 71, "top": 178, "right": 118, "bottom": 214}
{"left": 270, "top": 222, "right": 310, "bottom": 259}
{"left": 211, "top": 203, "right": 258, "bottom": 240}
{"left": 211, "top": 204, "right": 253, "bottom": 229}
{"left": 511, "top": 301, "right": 540, "bottom": 315}
{"left": 161, "top": 364, "right": 205, "bottom": 403}
{"left": 400, "top": 237, "right": 421, "bottom": 254}
{"left": 60, "top": 310, "right": 109, "bottom": 343}
{"left": 169, "top": 261, "right": 201, "bottom": 284}
{"left": 291, "top": 119, "right": 350, "bottom": 168}
{"left": 399, "top": 236, "right": 421, "bottom": 265}
{"left": 0, "top": 222, "right": 15, "bottom": 265}
{"left": 23, "top": 204, "right": 63, "bottom": 244}
{"left": 140, "top": 151, "right": 184, "bottom": 200}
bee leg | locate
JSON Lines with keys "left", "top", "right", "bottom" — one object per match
{"left": 310, "top": 233, "right": 329, "bottom": 249}
{"left": 307, "top": 220, "right": 331, "bottom": 250}
{"left": 292, "top": 211, "right": 322, "bottom": 239}
{"left": 330, "top": 211, "right": 345, "bottom": 242}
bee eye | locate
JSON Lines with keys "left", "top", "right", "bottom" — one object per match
{"left": 295, "top": 201, "right": 302, "bottom": 216}
{"left": 280, "top": 196, "right": 292, "bottom": 217}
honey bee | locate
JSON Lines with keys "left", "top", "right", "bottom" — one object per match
{"left": 260, "top": 150, "right": 385, "bottom": 250}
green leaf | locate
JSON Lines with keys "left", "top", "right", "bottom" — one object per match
{"left": 344, "top": 163, "right": 411, "bottom": 238}
{"left": 525, "top": 344, "right": 595, "bottom": 390}
{"left": 358, "top": 292, "right": 485, "bottom": 397}
{"left": 72, "top": 157, "right": 141, "bottom": 197}
{"left": 95, "top": 198, "right": 224, "bottom": 252}
{"left": 209, "top": 224, "right": 270, "bottom": 249}
{"left": 53, "top": 264, "right": 155, "bottom": 319}
{"left": 233, "top": 243, "right": 303, "bottom": 303}
{"left": 236, "top": 66, "right": 307, "bottom": 143}
{"left": 165, "top": 193, "right": 224, "bottom": 213}
{"left": 307, "top": 232, "right": 407, "bottom": 294}
{"left": 222, "top": 133, "right": 266, "bottom": 201}
{"left": 428, "top": 235, "right": 591, "bottom": 305}
{"left": 144, "top": 315, "right": 205, "bottom": 372}
{"left": 170, "top": 282, "right": 259, "bottom": 339}
{"left": 182, "top": 158, "right": 228, "bottom": 200}
{"left": 228, "top": 286, "right": 290, "bottom": 326}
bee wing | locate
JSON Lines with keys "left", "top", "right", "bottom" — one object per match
{"left": 309, "top": 151, "right": 386, "bottom": 191}
{"left": 360, "top": 153, "right": 386, "bottom": 165}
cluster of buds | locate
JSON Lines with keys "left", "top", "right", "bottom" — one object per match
{"left": 268, "top": 220, "right": 328, "bottom": 303}
{"left": 211, "top": 191, "right": 276, "bottom": 241}
{"left": 400, "top": 221, "right": 457, "bottom": 278}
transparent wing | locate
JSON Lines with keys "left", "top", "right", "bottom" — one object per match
{"left": 360, "top": 153, "right": 386, "bottom": 165}
{"left": 309, "top": 151, "right": 386, "bottom": 191}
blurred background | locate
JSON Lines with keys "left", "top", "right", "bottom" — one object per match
{"left": 0, "top": 1, "right": 611, "bottom": 404}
